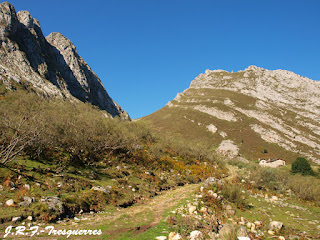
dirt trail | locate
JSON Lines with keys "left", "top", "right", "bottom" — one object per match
{"left": 40, "top": 183, "right": 199, "bottom": 239}
{"left": 94, "top": 183, "right": 199, "bottom": 238}
{"left": 2, "top": 184, "right": 199, "bottom": 240}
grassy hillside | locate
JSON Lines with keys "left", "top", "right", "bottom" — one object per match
{"left": 142, "top": 74, "right": 320, "bottom": 165}
{"left": 0, "top": 86, "right": 226, "bottom": 227}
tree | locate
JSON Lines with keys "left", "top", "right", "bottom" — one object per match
{"left": 291, "top": 157, "right": 314, "bottom": 176}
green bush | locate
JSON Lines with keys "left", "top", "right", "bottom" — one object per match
{"left": 221, "top": 183, "right": 249, "bottom": 209}
{"left": 292, "top": 157, "right": 314, "bottom": 176}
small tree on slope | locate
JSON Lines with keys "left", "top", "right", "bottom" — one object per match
{"left": 291, "top": 157, "right": 314, "bottom": 176}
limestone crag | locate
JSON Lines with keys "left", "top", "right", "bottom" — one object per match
{"left": 0, "top": 2, "right": 129, "bottom": 119}
{"left": 159, "top": 66, "right": 320, "bottom": 164}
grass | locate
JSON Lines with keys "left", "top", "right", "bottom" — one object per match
{"left": 235, "top": 191, "right": 320, "bottom": 236}
{"left": 142, "top": 87, "right": 303, "bottom": 163}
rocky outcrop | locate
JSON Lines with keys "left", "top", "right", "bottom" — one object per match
{"left": 0, "top": 2, "right": 129, "bottom": 119}
{"left": 160, "top": 65, "right": 320, "bottom": 164}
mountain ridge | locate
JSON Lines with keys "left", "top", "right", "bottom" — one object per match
{"left": 0, "top": 2, "right": 129, "bottom": 119}
{"left": 145, "top": 65, "right": 320, "bottom": 165}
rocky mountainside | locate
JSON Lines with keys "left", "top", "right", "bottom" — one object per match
{"left": 0, "top": 2, "right": 129, "bottom": 119}
{"left": 143, "top": 65, "right": 320, "bottom": 164}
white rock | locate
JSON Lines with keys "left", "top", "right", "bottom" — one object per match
{"left": 24, "top": 184, "right": 30, "bottom": 190}
{"left": 250, "top": 223, "right": 256, "bottom": 231}
{"left": 189, "top": 230, "right": 203, "bottom": 240}
{"left": 188, "top": 206, "right": 197, "bottom": 214}
{"left": 269, "top": 221, "right": 283, "bottom": 231}
{"left": 270, "top": 196, "right": 279, "bottom": 202}
{"left": 216, "top": 140, "right": 239, "bottom": 158}
{"left": 12, "top": 216, "right": 21, "bottom": 222}
{"left": 155, "top": 237, "right": 167, "bottom": 240}
{"left": 199, "top": 207, "right": 207, "bottom": 214}
{"left": 27, "top": 216, "right": 33, "bottom": 221}
{"left": 206, "top": 124, "right": 217, "bottom": 134}
{"left": 268, "top": 230, "right": 275, "bottom": 235}
{"left": 172, "top": 233, "right": 181, "bottom": 240}
{"left": 5, "top": 199, "right": 14, "bottom": 206}
{"left": 254, "top": 220, "right": 262, "bottom": 227}
{"left": 169, "top": 232, "right": 181, "bottom": 240}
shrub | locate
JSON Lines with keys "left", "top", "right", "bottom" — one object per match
{"left": 221, "top": 183, "right": 249, "bottom": 209}
{"left": 292, "top": 157, "right": 314, "bottom": 176}
{"left": 251, "top": 167, "right": 279, "bottom": 190}
{"left": 0, "top": 90, "right": 153, "bottom": 167}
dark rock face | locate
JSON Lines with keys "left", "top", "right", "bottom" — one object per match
{"left": 0, "top": 2, "right": 129, "bottom": 119}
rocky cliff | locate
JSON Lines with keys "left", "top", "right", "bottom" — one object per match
{"left": 0, "top": 2, "right": 129, "bottom": 119}
{"left": 144, "top": 66, "right": 320, "bottom": 164}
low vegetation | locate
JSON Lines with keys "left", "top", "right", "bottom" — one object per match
{"left": 1, "top": 87, "right": 320, "bottom": 239}
{"left": 0, "top": 89, "right": 226, "bottom": 225}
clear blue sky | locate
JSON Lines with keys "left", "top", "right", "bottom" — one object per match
{"left": 8, "top": 0, "right": 320, "bottom": 119}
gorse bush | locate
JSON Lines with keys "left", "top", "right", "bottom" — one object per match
{"left": 291, "top": 157, "right": 314, "bottom": 176}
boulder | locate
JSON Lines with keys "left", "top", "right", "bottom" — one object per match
{"left": 270, "top": 196, "right": 279, "bottom": 202}
{"left": 189, "top": 230, "right": 203, "bottom": 240}
{"left": 237, "top": 226, "right": 249, "bottom": 238}
{"left": 155, "top": 236, "right": 167, "bottom": 240}
{"left": 23, "top": 196, "right": 35, "bottom": 203}
{"left": 40, "top": 196, "right": 64, "bottom": 215}
{"left": 200, "top": 207, "right": 208, "bottom": 214}
{"left": 169, "top": 232, "right": 181, "bottom": 240}
{"left": 12, "top": 216, "right": 21, "bottom": 222}
{"left": 268, "top": 230, "right": 275, "bottom": 235}
{"left": 254, "top": 220, "right": 262, "bottom": 227}
{"left": 203, "top": 177, "right": 223, "bottom": 187}
{"left": 188, "top": 205, "right": 197, "bottom": 214}
{"left": 225, "top": 205, "right": 236, "bottom": 216}
{"left": 19, "top": 201, "right": 30, "bottom": 207}
{"left": 268, "top": 221, "right": 284, "bottom": 232}
{"left": 24, "top": 184, "right": 30, "bottom": 190}
{"left": 5, "top": 199, "right": 15, "bottom": 206}
{"left": 91, "top": 186, "right": 111, "bottom": 193}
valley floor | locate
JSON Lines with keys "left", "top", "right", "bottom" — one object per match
{"left": 0, "top": 184, "right": 199, "bottom": 239}
{"left": 1, "top": 180, "right": 320, "bottom": 239}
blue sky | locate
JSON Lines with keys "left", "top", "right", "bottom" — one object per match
{"left": 9, "top": 0, "right": 320, "bottom": 119}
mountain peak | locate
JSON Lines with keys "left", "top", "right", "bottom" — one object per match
{"left": 46, "top": 32, "right": 75, "bottom": 50}
{"left": 0, "top": 2, "right": 129, "bottom": 119}
{"left": 17, "top": 10, "right": 39, "bottom": 28}
{"left": 147, "top": 67, "right": 320, "bottom": 165}
{"left": 244, "top": 65, "right": 263, "bottom": 71}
